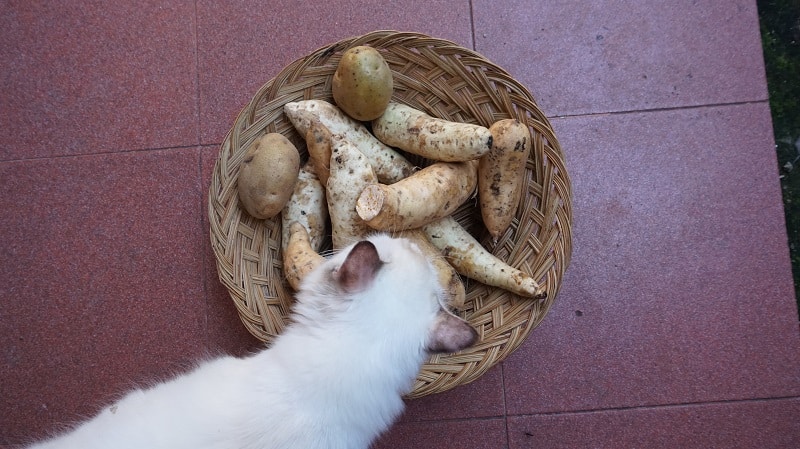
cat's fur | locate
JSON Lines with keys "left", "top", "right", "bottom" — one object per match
{"left": 27, "top": 234, "right": 477, "bottom": 449}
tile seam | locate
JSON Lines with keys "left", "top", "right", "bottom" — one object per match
{"left": 192, "top": 0, "right": 202, "bottom": 148}
{"left": 549, "top": 99, "right": 771, "bottom": 120}
{"left": 190, "top": 0, "right": 211, "bottom": 353}
{"left": 398, "top": 414, "right": 506, "bottom": 425}
{"left": 500, "top": 362, "right": 511, "bottom": 449}
{"left": 0, "top": 144, "right": 210, "bottom": 164}
{"left": 468, "top": 0, "right": 477, "bottom": 51}
{"left": 0, "top": 100, "right": 770, "bottom": 164}
{"left": 504, "top": 394, "right": 800, "bottom": 419}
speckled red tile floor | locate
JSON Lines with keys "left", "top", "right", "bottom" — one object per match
{"left": 2, "top": 1, "right": 799, "bottom": 448}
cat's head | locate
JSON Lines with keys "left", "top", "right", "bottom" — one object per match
{"left": 297, "top": 234, "right": 477, "bottom": 354}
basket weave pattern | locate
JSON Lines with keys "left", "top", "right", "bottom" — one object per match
{"left": 208, "top": 31, "right": 572, "bottom": 397}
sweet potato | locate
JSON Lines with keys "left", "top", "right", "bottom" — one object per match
{"left": 284, "top": 100, "right": 413, "bottom": 183}
{"left": 478, "top": 119, "right": 531, "bottom": 241}
{"left": 283, "top": 222, "right": 325, "bottom": 291}
{"left": 281, "top": 164, "right": 327, "bottom": 255}
{"left": 423, "top": 216, "right": 545, "bottom": 299}
{"left": 372, "top": 102, "right": 493, "bottom": 162}
{"left": 327, "top": 136, "right": 377, "bottom": 249}
{"left": 355, "top": 161, "right": 478, "bottom": 231}
{"left": 395, "top": 229, "right": 467, "bottom": 310}
{"left": 304, "top": 121, "right": 332, "bottom": 186}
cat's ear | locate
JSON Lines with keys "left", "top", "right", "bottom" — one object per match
{"left": 332, "top": 241, "right": 384, "bottom": 293}
{"left": 426, "top": 311, "right": 478, "bottom": 354}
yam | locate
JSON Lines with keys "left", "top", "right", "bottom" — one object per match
{"left": 284, "top": 100, "right": 413, "bottom": 183}
{"left": 304, "top": 121, "right": 333, "bottom": 186}
{"left": 478, "top": 119, "right": 531, "bottom": 241}
{"left": 283, "top": 222, "right": 325, "bottom": 291}
{"left": 356, "top": 161, "right": 478, "bottom": 231}
{"left": 327, "top": 136, "right": 377, "bottom": 249}
{"left": 423, "top": 216, "right": 545, "bottom": 299}
{"left": 281, "top": 164, "right": 327, "bottom": 254}
{"left": 372, "top": 102, "right": 493, "bottom": 162}
{"left": 396, "top": 229, "right": 467, "bottom": 310}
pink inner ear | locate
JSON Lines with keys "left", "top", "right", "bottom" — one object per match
{"left": 333, "top": 241, "right": 383, "bottom": 293}
{"left": 427, "top": 312, "right": 478, "bottom": 354}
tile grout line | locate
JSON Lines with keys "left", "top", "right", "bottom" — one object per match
{"left": 192, "top": 0, "right": 202, "bottom": 148}
{"left": 500, "top": 362, "right": 512, "bottom": 449}
{"left": 0, "top": 144, "right": 207, "bottom": 164}
{"left": 399, "top": 414, "right": 507, "bottom": 425}
{"left": 197, "top": 150, "right": 211, "bottom": 353}
{"left": 191, "top": 0, "right": 211, "bottom": 352}
{"left": 0, "top": 100, "right": 772, "bottom": 165}
{"left": 396, "top": 395, "right": 800, "bottom": 428}
{"left": 468, "top": 0, "right": 477, "bottom": 51}
{"left": 549, "top": 99, "right": 770, "bottom": 121}
{"left": 503, "top": 394, "right": 800, "bottom": 420}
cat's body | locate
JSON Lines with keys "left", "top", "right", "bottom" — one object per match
{"left": 27, "top": 234, "right": 477, "bottom": 449}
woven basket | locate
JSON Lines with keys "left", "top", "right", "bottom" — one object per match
{"left": 208, "top": 30, "right": 572, "bottom": 398}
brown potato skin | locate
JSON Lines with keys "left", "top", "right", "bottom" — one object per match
{"left": 238, "top": 133, "right": 300, "bottom": 219}
{"left": 332, "top": 46, "right": 393, "bottom": 121}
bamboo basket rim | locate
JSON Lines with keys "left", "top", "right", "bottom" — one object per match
{"left": 208, "top": 30, "right": 573, "bottom": 398}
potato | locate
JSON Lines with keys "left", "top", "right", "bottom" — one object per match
{"left": 356, "top": 160, "right": 478, "bottom": 231}
{"left": 332, "top": 46, "right": 394, "bottom": 122}
{"left": 478, "top": 119, "right": 531, "bottom": 241}
{"left": 284, "top": 100, "right": 413, "bottom": 184}
{"left": 372, "top": 102, "right": 493, "bottom": 161}
{"left": 238, "top": 133, "right": 300, "bottom": 219}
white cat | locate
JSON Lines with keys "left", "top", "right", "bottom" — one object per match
{"left": 26, "top": 234, "right": 477, "bottom": 449}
